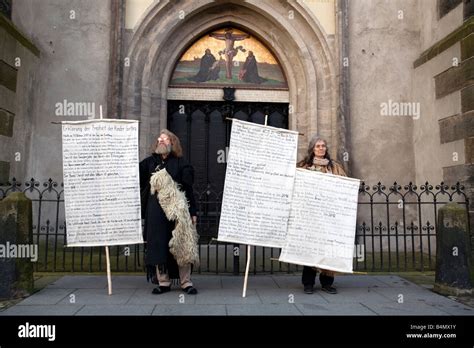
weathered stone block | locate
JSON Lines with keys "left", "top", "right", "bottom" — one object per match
{"left": 435, "top": 56, "right": 474, "bottom": 99}
{"left": 438, "top": 0, "right": 462, "bottom": 18}
{"left": 461, "top": 84, "right": 474, "bottom": 112}
{"left": 466, "top": 136, "right": 474, "bottom": 164}
{"left": 438, "top": 111, "right": 474, "bottom": 143}
{"left": 414, "top": 17, "right": 474, "bottom": 68}
{"left": 0, "top": 192, "right": 34, "bottom": 299}
{"left": 465, "top": 0, "right": 474, "bottom": 20}
{"left": 443, "top": 163, "right": 474, "bottom": 182}
{"left": 0, "top": 107, "right": 14, "bottom": 137}
{"left": 0, "top": 59, "right": 17, "bottom": 92}
{"left": 0, "top": 12, "right": 40, "bottom": 57}
{"left": 434, "top": 203, "right": 473, "bottom": 295}
{"left": 461, "top": 33, "right": 474, "bottom": 60}
{"left": 0, "top": 160, "right": 9, "bottom": 183}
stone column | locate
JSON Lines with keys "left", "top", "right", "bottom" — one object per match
{"left": 434, "top": 202, "right": 473, "bottom": 296}
{"left": 0, "top": 192, "right": 34, "bottom": 299}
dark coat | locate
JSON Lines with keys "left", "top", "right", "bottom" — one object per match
{"left": 241, "top": 55, "right": 267, "bottom": 84}
{"left": 189, "top": 52, "right": 216, "bottom": 82}
{"left": 139, "top": 153, "right": 197, "bottom": 278}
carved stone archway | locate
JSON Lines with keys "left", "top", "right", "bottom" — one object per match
{"left": 122, "top": 0, "right": 343, "bottom": 161}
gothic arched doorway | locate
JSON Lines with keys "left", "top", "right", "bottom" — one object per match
{"left": 166, "top": 25, "right": 289, "bottom": 237}
{"left": 121, "top": 0, "right": 343, "bottom": 164}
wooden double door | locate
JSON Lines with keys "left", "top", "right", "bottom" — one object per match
{"left": 168, "top": 100, "right": 288, "bottom": 236}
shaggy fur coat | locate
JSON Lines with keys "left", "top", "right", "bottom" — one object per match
{"left": 150, "top": 168, "right": 200, "bottom": 268}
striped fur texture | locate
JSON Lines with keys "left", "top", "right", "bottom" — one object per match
{"left": 150, "top": 169, "right": 200, "bottom": 267}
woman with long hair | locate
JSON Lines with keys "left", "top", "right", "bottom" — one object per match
{"left": 297, "top": 135, "right": 347, "bottom": 295}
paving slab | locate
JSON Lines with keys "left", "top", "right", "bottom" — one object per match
{"left": 110, "top": 276, "right": 150, "bottom": 289}
{"left": 372, "top": 286, "right": 459, "bottom": 303}
{"left": 373, "top": 275, "right": 419, "bottom": 288}
{"left": 318, "top": 287, "right": 394, "bottom": 304}
{"left": 186, "top": 275, "right": 222, "bottom": 289}
{"left": 422, "top": 301, "right": 474, "bottom": 316}
{"left": 332, "top": 275, "right": 394, "bottom": 288}
{"left": 56, "top": 288, "right": 135, "bottom": 305}
{"left": 271, "top": 275, "right": 305, "bottom": 289}
{"left": 296, "top": 303, "right": 376, "bottom": 315}
{"left": 46, "top": 275, "right": 107, "bottom": 289}
{"left": 226, "top": 304, "right": 302, "bottom": 316}
{"left": 1, "top": 275, "right": 471, "bottom": 316}
{"left": 362, "top": 302, "right": 449, "bottom": 316}
{"left": 194, "top": 289, "right": 261, "bottom": 305}
{"left": 0, "top": 305, "right": 83, "bottom": 316}
{"left": 75, "top": 305, "right": 153, "bottom": 316}
{"left": 221, "top": 275, "right": 278, "bottom": 289}
{"left": 15, "top": 288, "right": 74, "bottom": 305}
{"left": 152, "top": 304, "right": 227, "bottom": 316}
{"left": 126, "top": 288, "right": 197, "bottom": 305}
{"left": 255, "top": 288, "right": 329, "bottom": 305}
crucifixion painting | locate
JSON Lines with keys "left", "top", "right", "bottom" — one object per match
{"left": 169, "top": 27, "right": 288, "bottom": 90}
{"left": 209, "top": 28, "right": 250, "bottom": 79}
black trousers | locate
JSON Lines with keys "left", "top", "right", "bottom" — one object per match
{"left": 302, "top": 266, "right": 334, "bottom": 287}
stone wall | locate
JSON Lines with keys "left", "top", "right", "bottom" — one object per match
{"left": 0, "top": 13, "right": 39, "bottom": 184}
{"left": 6, "top": 0, "right": 470, "bottom": 192}
{"left": 10, "top": 0, "right": 112, "bottom": 182}
{"left": 413, "top": 1, "right": 465, "bottom": 186}
{"left": 412, "top": 0, "right": 473, "bottom": 232}
{"left": 348, "top": 0, "right": 419, "bottom": 185}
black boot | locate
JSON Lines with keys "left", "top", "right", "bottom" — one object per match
{"left": 152, "top": 285, "right": 171, "bottom": 295}
{"left": 320, "top": 273, "right": 337, "bottom": 294}
{"left": 302, "top": 266, "right": 317, "bottom": 294}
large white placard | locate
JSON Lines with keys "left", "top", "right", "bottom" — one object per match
{"left": 62, "top": 120, "right": 143, "bottom": 247}
{"left": 279, "top": 169, "right": 360, "bottom": 273}
{"left": 217, "top": 119, "right": 298, "bottom": 248}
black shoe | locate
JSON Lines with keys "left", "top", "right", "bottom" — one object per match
{"left": 303, "top": 285, "right": 314, "bottom": 294}
{"left": 182, "top": 286, "right": 198, "bottom": 295}
{"left": 321, "top": 285, "right": 337, "bottom": 294}
{"left": 152, "top": 286, "right": 171, "bottom": 295}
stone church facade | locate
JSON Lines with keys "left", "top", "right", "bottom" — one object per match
{"left": 1, "top": 0, "right": 472, "bottom": 231}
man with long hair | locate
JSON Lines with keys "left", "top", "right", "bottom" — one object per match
{"left": 297, "top": 135, "right": 347, "bottom": 295}
{"left": 139, "top": 129, "right": 198, "bottom": 295}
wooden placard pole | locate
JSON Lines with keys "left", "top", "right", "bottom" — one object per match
{"left": 98, "top": 104, "right": 112, "bottom": 296}
{"left": 242, "top": 245, "right": 251, "bottom": 298}
{"left": 105, "top": 245, "right": 112, "bottom": 295}
{"left": 224, "top": 116, "right": 300, "bottom": 297}
{"left": 242, "top": 114, "right": 269, "bottom": 298}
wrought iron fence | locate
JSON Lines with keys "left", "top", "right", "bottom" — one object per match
{"left": 0, "top": 178, "right": 470, "bottom": 274}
